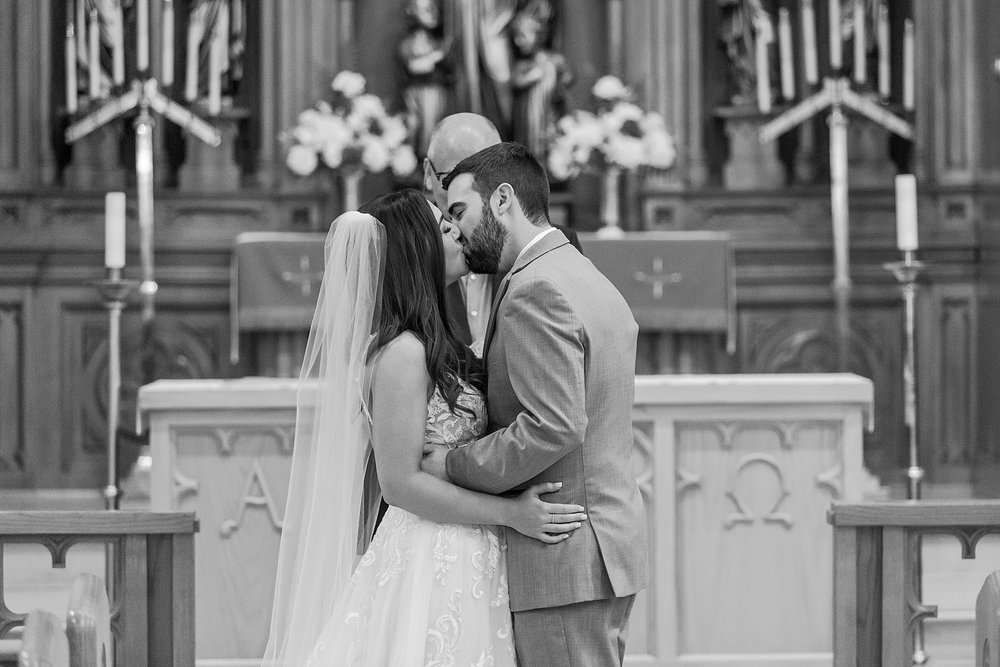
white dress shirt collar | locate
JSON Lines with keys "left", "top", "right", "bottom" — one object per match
{"left": 514, "top": 226, "right": 557, "bottom": 265}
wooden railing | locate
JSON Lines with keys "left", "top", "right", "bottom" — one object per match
{"left": 829, "top": 501, "right": 1000, "bottom": 667}
{"left": 0, "top": 511, "right": 197, "bottom": 666}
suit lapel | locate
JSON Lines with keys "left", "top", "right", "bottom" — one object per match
{"left": 483, "top": 273, "right": 511, "bottom": 356}
{"left": 481, "top": 229, "right": 570, "bottom": 358}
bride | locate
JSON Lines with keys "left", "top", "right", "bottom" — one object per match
{"left": 263, "top": 189, "right": 586, "bottom": 665}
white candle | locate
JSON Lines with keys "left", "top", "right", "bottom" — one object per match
{"left": 802, "top": 0, "right": 819, "bottom": 84}
{"left": 162, "top": 0, "right": 175, "bottom": 86}
{"left": 76, "top": 0, "right": 87, "bottom": 66}
{"left": 184, "top": 13, "right": 202, "bottom": 101}
{"left": 65, "top": 23, "right": 78, "bottom": 114}
{"left": 778, "top": 8, "right": 795, "bottom": 99}
{"left": 105, "top": 192, "right": 127, "bottom": 269}
{"left": 902, "top": 18, "right": 914, "bottom": 110}
{"left": 137, "top": 0, "right": 149, "bottom": 72}
{"left": 829, "top": 0, "right": 842, "bottom": 70}
{"left": 894, "top": 174, "right": 918, "bottom": 251}
{"left": 88, "top": 8, "right": 100, "bottom": 100}
{"left": 207, "top": 4, "right": 227, "bottom": 115}
{"left": 755, "top": 16, "right": 772, "bottom": 113}
{"left": 111, "top": 0, "right": 124, "bottom": 85}
{"left": 853, "top": 0, "right": 866, "bottom": 83}
{"left": 877, "top": 3, "right": 889, "bottom": 97}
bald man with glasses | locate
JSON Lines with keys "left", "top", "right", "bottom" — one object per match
{"left": 423, "top": 112, "right": 580, "bottom": 355}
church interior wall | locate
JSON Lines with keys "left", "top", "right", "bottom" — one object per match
{"left": 0, "top": 0, "right": 997, "bottom": 502}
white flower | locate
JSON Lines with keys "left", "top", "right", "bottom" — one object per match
{"left": 321, "top": 142, "right": 344, "bottom": 169}
{"left": 380, "top": 115, "right": 409, "bottom": 148}
{"left": 592, "top": 75, "right": 630, "bottom": 101}
{"left": 287, "top": 71, "right": 416, "bottom": 179}
{"left": 573, "top": 112, "right": 604, "bottom": 148}
{"left": 605, "top": 135, "right": 646, "bottom": 170}
{"left": 316, "top": 114, "right": 353, "bottom": 146}
{"left": 331, "top": 71, "right": 366, "bottom": 98}
{"left": 361, "top": 138, "right": 392, "bottom": 173}
{"left": 547, "top": 146, "right": 575, "bottom": 181}
{"left": 352, "top": 94, "right": 388, "bottom": 120}
{"left": 390, "top": 144, "right": 418, "bottom": 177}
{"left": 286, "top": 144, "right": 319, "bottom": 176}
{"left": 645, "top": 129, "right": 676, "bottom": 169}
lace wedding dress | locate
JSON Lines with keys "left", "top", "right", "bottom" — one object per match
{"left": 306, "top": 381, "right": 518, "bottom": 666}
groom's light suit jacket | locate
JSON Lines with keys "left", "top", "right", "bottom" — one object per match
{"left": 446, "top": 229, "right": 648, "bottom": 612}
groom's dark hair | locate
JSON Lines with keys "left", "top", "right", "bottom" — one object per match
{"left": 443, "top": 142, "right": 550, "bottom": 226}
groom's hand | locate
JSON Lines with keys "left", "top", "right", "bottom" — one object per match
{"left": 421, "top": 446, "right": 451, "bottom": 483}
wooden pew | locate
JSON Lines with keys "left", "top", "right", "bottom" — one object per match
{"left": 17, "top": 610, "right": 69, "bottom": 667}
{"left": 978, "top": 570, "right": 1000, "bottom": 667}
{"left": 65, "top": 574, "right": 110, "bottom": 667}
{"left": 0, "top": 512, "right": 197, "bottom": 667}
{"left": 829, "top": 501, "right": 1000, "bottom": 667}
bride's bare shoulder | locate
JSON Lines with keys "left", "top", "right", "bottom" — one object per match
{"left": 374, "top": 332, "right": 426, "bottom": 376}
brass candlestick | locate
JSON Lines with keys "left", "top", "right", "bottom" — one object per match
{"left": 884, "top": 250, "right": 925, "bottom": 500}
{"left": 884, "top": 248, "right": 927, "bottom": 666}
{"left": 95, "top": 268, "right": 139, "bottom": 509}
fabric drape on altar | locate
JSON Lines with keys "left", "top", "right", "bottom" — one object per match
{"left": 230, "top": 232, "right": 327, "bottom": 364}
{"left": 578, "top": 231, "right": 735, "bottom": 353}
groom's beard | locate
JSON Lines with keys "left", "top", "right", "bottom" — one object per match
{"left": 463, "top": 202, "right": 507, "bottom": 275}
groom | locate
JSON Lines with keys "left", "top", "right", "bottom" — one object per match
{"left": 422, "top": 142, "right": 647, "bottom": 666}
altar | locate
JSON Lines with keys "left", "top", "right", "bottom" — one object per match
{"left": 231, "top": 230, "right": 734, "bottom": 376}
{"left": 139, "top": 373, "right": 872, "bottom": 666}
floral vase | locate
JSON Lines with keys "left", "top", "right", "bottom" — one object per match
{"left": 597, "top": 166, "right": 625, "bottom": 238}
{"left": 341, "top": 168, "right": 363, "bottom": 212}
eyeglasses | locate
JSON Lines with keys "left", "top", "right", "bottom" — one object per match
{"left": 427, "top": 158, "right": 451, "bottom": 182}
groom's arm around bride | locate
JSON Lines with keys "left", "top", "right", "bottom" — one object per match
{"left": 423, "top": 142, "right": 647, "bottom": 667}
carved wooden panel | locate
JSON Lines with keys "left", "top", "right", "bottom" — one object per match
{"left": 60, "top": 307, "right": 229, "bottom": 486}
{"left": 0, "top": 302, "right": 24, "bottom": 485}
{"left": 0, "top": 1, "right": 18, "bottom": 175}
{"left": 675, "top": 418, "right": 844, "bottom": 657}
{"left": 923, "top": 285, "right": 978, "bottom": 482}
{"left": 739, "top": 304, "right": 903, "bottom": 478}
{"left": 170, "top": 423, "right": 294, "bottom": 660}
{"left": 626, "top": 420, "right": 656, "bottom": 659}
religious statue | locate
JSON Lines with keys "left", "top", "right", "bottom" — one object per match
{"left": 441, "top": 0, "right": 517, "bottom": 135}
{"left": 716, "top": 0, "right": 772, "bottom": 107}
{"left": 398, "top": 0, "right": 453, "bottom": 158}
{"left": 509, "top": 0, "right": 571, "bottom": 160}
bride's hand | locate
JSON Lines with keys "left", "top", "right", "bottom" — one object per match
{"left": 506, "top": 482, "right": 587, "bottom": 544}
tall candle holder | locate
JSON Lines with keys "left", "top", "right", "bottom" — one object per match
{"left": 757, "top": 2, "right": 916, "bottom": 370}
{"left": 69, "top": 78, "right": 219, "bottom": 322}
{"left": 884, "top": 249, "right": 927, "bottom": 665}
{"left": 94, "top": 269, "right": 140, "bottom": 509}
{"left": 884, "top": 250, "right": 924, "bottom": 499}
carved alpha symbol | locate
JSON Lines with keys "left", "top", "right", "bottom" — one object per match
{"left": 220, "top": 459, "right": 284, "bottom": 538}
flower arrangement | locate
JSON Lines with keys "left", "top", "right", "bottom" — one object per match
{"left": 284, "top": 71, "right": 418, "bottom": 179}
{"left": 547, "top": 75, "right": 676, "bottom": 181}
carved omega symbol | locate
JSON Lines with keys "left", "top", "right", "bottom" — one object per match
{"left": 723, "top": 453, "right": 793, "bottom": 529}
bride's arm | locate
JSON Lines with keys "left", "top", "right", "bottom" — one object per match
{"left": 372, "top": 333, "right": 584, "bottom": 542}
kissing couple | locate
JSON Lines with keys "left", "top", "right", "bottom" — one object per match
{"left": 264, "top": 142, "right": 647, "bottom": 666}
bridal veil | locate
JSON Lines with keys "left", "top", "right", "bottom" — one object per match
{"left": 262, "top": 211, "right": 385, "bottom": 665}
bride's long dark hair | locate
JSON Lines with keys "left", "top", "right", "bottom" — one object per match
{"left": 359, "top": 189, "right": 486, "bottom": 414}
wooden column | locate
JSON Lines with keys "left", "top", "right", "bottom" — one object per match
{"left": 1, "top": 1, "right": 53, "bottom": 188}
{"left": 0, "top": 308, "right": 22, "bottom": 484}
{"left": 620, "top": 0, "right": 706, "bottom": 190}
{"left": 917, "top": 0, "right": 1000, "bottom": 186}
{"left": 264, "top": 0, "right": 352, "bottom": 192}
